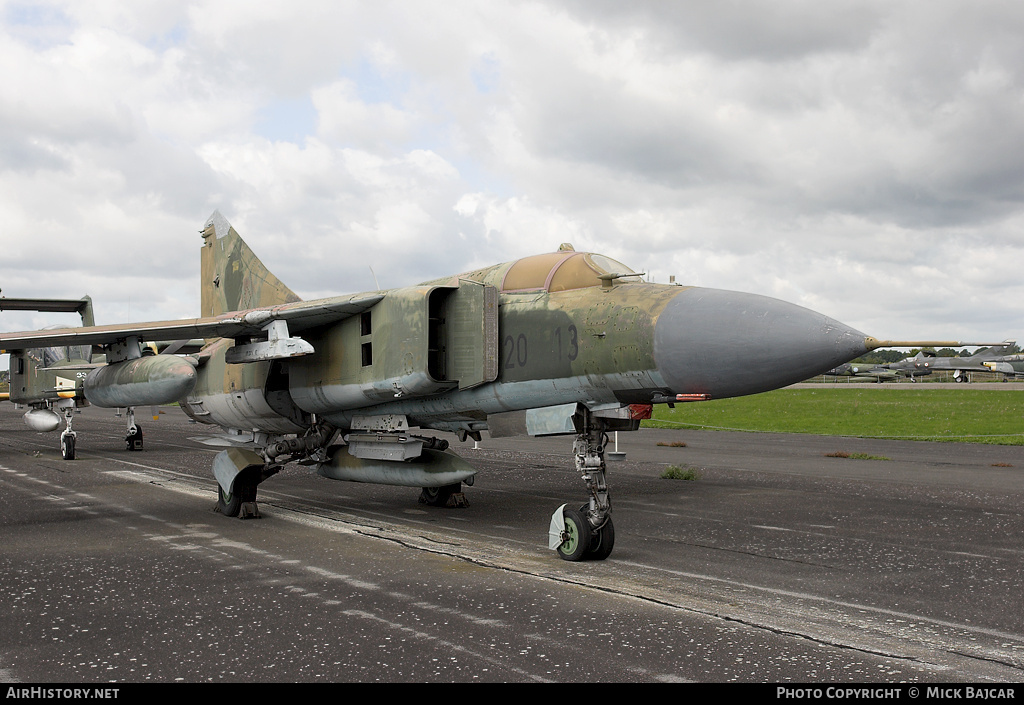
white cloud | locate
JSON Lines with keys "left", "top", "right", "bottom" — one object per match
{"left": 313, "top": 79, "right": 417, "bottom": 149}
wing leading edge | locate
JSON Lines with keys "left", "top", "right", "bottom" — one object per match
{"left": 0, "top": 293, "right": 385, "bottom": 352}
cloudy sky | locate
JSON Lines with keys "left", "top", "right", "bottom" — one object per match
{"left": 1, "top": 0, "right": 1022, "bottom": 348}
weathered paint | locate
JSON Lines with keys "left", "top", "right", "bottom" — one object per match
{"left": 8, "top": 352, "right": 87, "bottom": 405}
{"left": 182, "top": 236, "right": 872, "bottom": 439}
{"left": 8, "top": 214, "right": 878, "bottom": 451}
{"left": 201, "top": 211, "right": 301, "bottom": 318}
{"left": 318, "top": 446, "right": 477, "bottom": 488}
{"left": 84, "top": 354, "right": 197, "bottom": 408}
{"left": 289, "top": 286, "right": 457, "bottom": 412}
{"left": 180, "top": 338, "right": 308, "bottom": 434}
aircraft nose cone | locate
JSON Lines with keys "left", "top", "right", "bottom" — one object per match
{"left": 654, "top": 287, "right": 869, "bottom": 399}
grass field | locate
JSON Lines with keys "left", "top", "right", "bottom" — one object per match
{"left": 644, "top": 388, "right": 1024, "bottom": 445}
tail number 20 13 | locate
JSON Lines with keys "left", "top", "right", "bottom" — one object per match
{"left": 503, "top": 326, "right": 578, "bottom": 370}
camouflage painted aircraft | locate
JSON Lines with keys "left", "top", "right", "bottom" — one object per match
{"left": 0, "top": 296, "right": 96, "bottom": 458}
{"left": 824, "top": 361, "right": 899, "bottom": 382}
{"left": 882, "top": 344, "right": 1016, "bottom": 382}
{"left": 0, "top": 212, "right": 978, "bottom": 560}
{"left": 1, "top": 298, "right": 201, "bottom": 457}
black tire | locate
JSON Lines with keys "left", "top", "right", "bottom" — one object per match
{"left": 587, "top": 516, "right": 615, "bottom": 560}
{"left": 61, "top": 434, "right": 76, "bottom": 461}
{"left": 419, "top": 482, "right": 460, "bottom": 507}
{"left": 557, "top": 506, "right": 592, "bottom": 562}
{"left": 125, "top": 424, "right": 143, "bottom": 451}
{"left": 217, "top": 484, "right": 242, "bottom": 517}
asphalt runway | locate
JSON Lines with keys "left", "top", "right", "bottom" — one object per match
{"left": 1, "top": 403, "right": 1023, "bottom": 683}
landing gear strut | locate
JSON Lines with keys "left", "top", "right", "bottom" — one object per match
{"left": 124, "top": 407, "right": 143, "bottom": 451}
{"left": 213, "top": 426, "right": 332, "bottom": 521}
{"left": 60, "top": 407, "right": 77, "bottom": 461}
{"left": 550, "top": 409, "right": 618, "bottom": 561}
{"left": 213, "top": 447, "right": 280, "bottom": 520}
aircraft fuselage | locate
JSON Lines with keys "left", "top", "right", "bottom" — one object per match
{"left": 180, "top": 273, "right": 871, "bottom": 440}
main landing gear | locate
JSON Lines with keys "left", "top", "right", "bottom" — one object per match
{"left": 213, "top": 447, "right": 280, "bottom": 520}
{"left": 123, "top": 407, "right": 143, "bottom": 451}
{"left": 217, "top": 473, "right": 262, "bottom": 519}
{"left": 60, "top": 407, "right": 77, "bottom": 461}
{"left": 213, "top": 426, "right": 335, "bottom": 520}
{"left": 549, "top": 412, "right": 617, "bottom": 561}
{"left": 419, "top": 482, "right": 470, "bottom": 508}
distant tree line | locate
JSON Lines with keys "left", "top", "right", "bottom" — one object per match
{"left": 851, "top": 342, "right": 1020, "bottom": 365}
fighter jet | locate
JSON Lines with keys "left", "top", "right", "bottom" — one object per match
{"left": 982, "top": 355, "right": 1024, "bottom": 378}
{"left": 825, "top": 361, "right": 899, "bottom": 382}
{"left": 0, "top": 212, "right": 978, "bottom": 560}
{"left": 0, "top": 296, "right": 96, "bottom": 458}
{"left": 883, "top": 344, "right": 1016, "bottom": 382}
{"left": 1, "top": 298, "right": 202, "bottom": 457}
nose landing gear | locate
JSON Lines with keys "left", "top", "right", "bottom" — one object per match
{"left": 549, "top": 409, "right": 619, "bottom": 561}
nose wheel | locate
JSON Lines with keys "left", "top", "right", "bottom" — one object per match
{"left": 550, "top": 504, "right": 616, "bottom": 562}
{"left": 553, "top": 505, "right": 591, "bottom": 561}
{"left": 586, "top": 513, "right": 615, "bottom": 560}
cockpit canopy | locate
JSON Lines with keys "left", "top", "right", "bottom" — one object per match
{"left": 500, "top": 251, "right": 643, "bottom": 293}
{"left": 27, "top": 344, "right": 91, "bottom": 367}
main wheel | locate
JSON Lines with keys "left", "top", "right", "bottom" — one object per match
{"left": 61, "top": 434, "right": 76, "bottom": 461}
{"left": 587, "top": 516, "right": 615, "bottom": 561}
{"left": 557, "top": 506, "right": 592, "bottom": 562}
{"left": 125, "top": 424, "right": 143, "bottom": 451}
{"left": 419, "top": 482, "right": 460, "bottom": 507}
{"left": 217, "top": 484, "right": 242, "bottom": 517}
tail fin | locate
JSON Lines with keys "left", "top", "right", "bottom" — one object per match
{"left": 200, "top": 211, "right": 301, "bottom": 317}
{"left": 966, "top": 342, "right": 1013, "bottom": 361}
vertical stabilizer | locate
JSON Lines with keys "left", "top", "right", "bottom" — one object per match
{"left": 200, "top": 211, "right": 302, "bottom": 317}
{"left": 966, "top": 343, "right": 1013, "bottom": 361}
